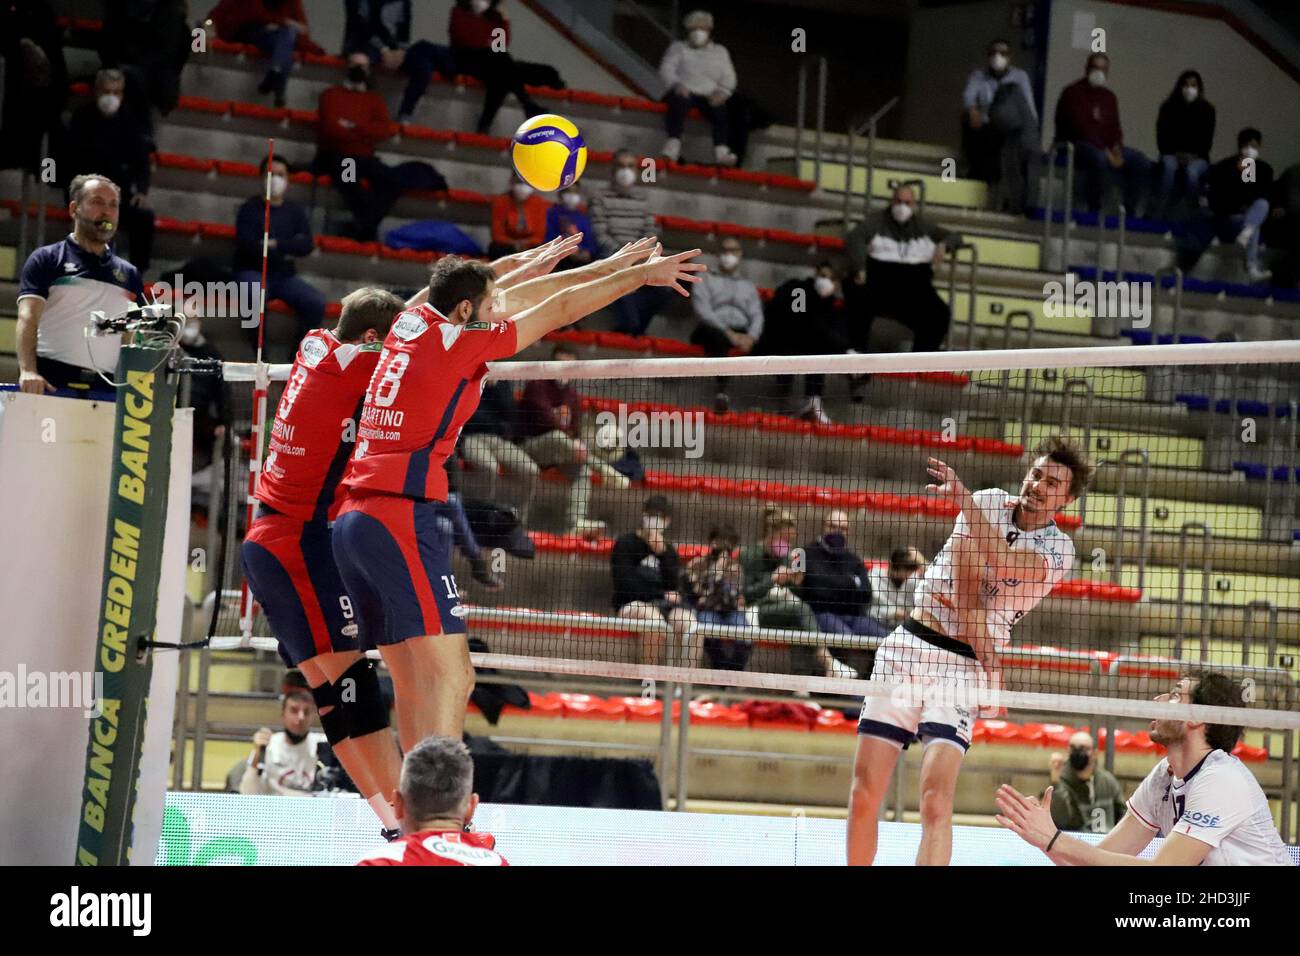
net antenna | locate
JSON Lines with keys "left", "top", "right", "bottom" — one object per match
{"left": 237, "top": 138, "right": 276, "bottom": 645}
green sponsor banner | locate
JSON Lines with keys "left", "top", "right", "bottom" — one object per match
{"left": 75, "top": 346, "right": 178, "bottom": 865}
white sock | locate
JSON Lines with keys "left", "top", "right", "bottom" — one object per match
{"left": 367, "top": 793, "right": 399, "bottom": 830}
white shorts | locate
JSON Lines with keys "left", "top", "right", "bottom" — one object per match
{"left": 857, "top": 623, "right": 984, "bottom": 752}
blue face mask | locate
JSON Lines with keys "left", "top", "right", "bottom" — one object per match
{"left": 823, "top": 532, "right": 846, "bottom": 551}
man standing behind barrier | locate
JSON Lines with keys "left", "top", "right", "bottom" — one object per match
{"left": 1048, "top": 731, "right": 1126, "bottom": 834}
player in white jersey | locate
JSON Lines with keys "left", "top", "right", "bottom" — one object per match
{"left": 996, "top": 673, "right": 1294, "bottom": 865}
{"left": 847, "top": 435, "right": 1096, "bottom": 865}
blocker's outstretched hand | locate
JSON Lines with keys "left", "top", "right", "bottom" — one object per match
{"left": 499, "top": 233, "right": 586, "bottom": 287}
{"left": 642, "top": 244, "right": 707, "bottom": 296}
{"left": 605, "top": 236, "right": 659, "bottom": 269}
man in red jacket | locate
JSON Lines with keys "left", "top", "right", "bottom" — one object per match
{"left": 489, "top": 179, "right": 551, "bottom": 258}
{"left": 357, "top": 735, "right": 508, "bottom": 865}
{"left": 207, "top": 0, "right": 317, "bottom": 106}
{"left": 1053, "top": 53, "right": 1151, "bottom": 216}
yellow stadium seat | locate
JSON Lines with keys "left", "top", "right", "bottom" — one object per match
{"left": 940, "top": 290, "right": 1093, "bottom": 336}
{"left": 1015, "top": 424, "right": 1206, "bottom": 470}
{"left": 1063, "top": 491, "right": 1261, "bottom": 540}
{"left": 797, "top": 160, "right": 989, "bottom": 209}
{"left": 1093, "top": 566, "right": 1300, "bottom": 609}
{"left": 971, "top": 366, "right": 1148, "bottom": 400}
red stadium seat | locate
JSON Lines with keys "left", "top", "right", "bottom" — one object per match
{"left": 232, "top": 102, "right": 287, "bottom": 122}
{"left": 569, "top": 90, "right": 621, "bottom": 108}
{"left": 655, "top": 215, "right": 714, "bottom": 234}
{"left": 715, "top": 222, "right": 766, "bottom": 240}
{"left": 719, "top": 168, "right": 767, "bottom": 186}
{"left": 525, "top": 86, "right": 570, "bottom": 101}
{"left": 401, "top": 124, "right": 455, "bottom": 142}
{"left": 665, "top": 161, "right": 716, "bottom": 179}
{"left": 689, "top": 701, "right": 749, "bottom": 727}
{"left": 764, "top": 228, "right": 817, "bottom": 247}
{"left": 454, "top": 131, "right": 511, "bottom": 151}
{"left": 619, "top": 96, "right": 667, "bottom": 114}
{"left": 287, "top": 109, "right": 319, "bottom": 126}
{"left": 154, "top": 153, "right": 216, "bottom": 174}
{"left": 215, "top": 160, "right": 259, "bottom": 179}
{"left": 199, "top": 222, "right": 236, "bottom": 239}
{"left": 155, "top": 217, "right": 201, "bottom": 236}
{"left": 177, "top": 95, "right": 230, "bottom": 116}
{"left": 766, "top": 173, "right": 818, "bottom": 192}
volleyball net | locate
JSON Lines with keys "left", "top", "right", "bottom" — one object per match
{"left": 212, "top": 341, "right": 1300, "bottom": 733}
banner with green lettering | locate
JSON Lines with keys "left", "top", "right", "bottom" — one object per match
{"left": 76, "top": 345, "right": 178, "bottom": 865}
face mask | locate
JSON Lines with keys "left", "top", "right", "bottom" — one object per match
{"left": 1068, "top": 748, "right": 1090, "bottom": 771}
{"left": 1181, "top": 85, "right": 1198, "bottom": 102}
{"left": 512, "top": 184, "right": 534, "bottom": 201}
{"left": 770, "top": 539, "right": 791, "bottom": 557}
{"left": 1087, "top": 69, "right": 1106, "bottom": 87}
{"left": 1242, "top": 146, "right": 1259, "bottom": 161}
{"left": 823, "top": 532, "right": 846, "bottom": 551}
{"left": 614, "top": 167, "right": 637, "bottom": 188}
{"left": 269, "top": 174, "right": 287, "bottom": 198}
{"left": 98, "top": 93, "right": 121, "bottom": 116}
{"left": 891, "top": 202, "right": 914, "bottom": 224}
{"left": 347, "top": 65, "right": 369, "bottom": 87}
{"left": 813, "top": 276, "right": 835, "bottom": 298}
{"left": 989, "top": 53, "right": 1008, "bottom": 72}
{"left": 180, "top": 321, "right": 203, "bottom": 346}
{"left": 689, "top": 29, "right": 709, "bottom": 47}
{"left": 561, "top": 191, "right": 582, "bottom": 209}
{"left": 471, "top": 0, "right": 491, "bottom": 13}
{"left": 642, "top": 515, "right": 668, "bottom": 532}
{"left": 719, "top": 252, "right": 739, "bottom": 271}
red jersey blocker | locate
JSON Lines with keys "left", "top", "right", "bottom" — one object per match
{"left": 332, "top": 304, "right": 519, "bottom": 647}
{"left": 356, "top": 829, "right": 507, "bottom": 866}
{"left": 240, "top": 330, "right": 383, "bottom": 666}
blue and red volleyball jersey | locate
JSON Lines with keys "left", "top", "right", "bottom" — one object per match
{"left": 356, "top": 830, "right": 507, "bottom": 866}
{"left": 342, "top": 304, "right": 518, "bottom": 502}
{"left": 255, "top": 329, "right": 383, "bottom": 521}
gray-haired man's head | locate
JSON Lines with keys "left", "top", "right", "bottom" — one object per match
{"left": 397, "top": 735, "right": 476, "bottom": 829}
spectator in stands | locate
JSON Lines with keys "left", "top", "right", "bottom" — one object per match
{"left": 436, "top": 459, "right": 505, "bottom": 590}
{"left": 460, "top": 380, "right": 540, "bottom": 522}
{"left": 1153, "top": 70, "right": 1215, "bottom": 216}
{"left": 448, "top": 0, "right": 542, "bottom": 134}
{"left": 795, "top": 509, "right": 887, "bottom": 678}
{"left": 739, "top": 506, "right": 824, "bottom": 676}
{"left": 232, "top": 155, "right": 325, "bottom": 360}
{"left": 100, "top": 0, "right": 191, "bottom": 117}
{"left": 611, "top": 495, "right": 696, "bottom": 667}
{"left": 489, "top": 177, "right": 551, "bottom": 259}
{"left": 1179, "top": 128, "right": 1274, "bottom": 283}
{"left": 689, "top": 237, "right": 763, "bottom": 413}
{"left": 238, "top": 687, "right": 327, "bottom": 795}
{"left": 544, "top": 185, "right": 598, "bottom": 269}
{"left": 1048, "top": 731, "right": 1127, "bottom": 834}
{"left": 16, "top": 174, "right": 144, "bottom": 394}
{"left": 65, "top": 68, "right": 156, "bottom": 274}
{"left": 590, "top": 150, "right": 672, "bottom": 335}
{"left": 515, "top": 344, "right": 622, "bottom": 536}
{"left": 1054, "top": 52, "right": 1151, "bottom": 216}
{"left": 844, "top": 184, "right": 955, "bottom": 359}
{"left": 867, "top": 547, "right": 925, "bottom": 631}
{"left": 0, "top": 0, "right": 69, "bottom": 175}
{"left": 177, "top": 311, "right": 227, "bottom": 481}
{"left": 206, "top": 0, "right": 317, "bottom": 108}
{"left": 658, "top": 10, "right": 738, "bottom": 167}
{"left": 960, "top": 39, "right": 1038, "bottom": 214}
{"left": 342, "top": 0, "right": 457, "bottom": 123}
{"left": 1266, "top": 160, "right": 1300, "bottom": 288}
{"left": 757, "top": 261, "right": 847, "bottom": 425}
{"left": 686, "top": 523, "right": 751, "bottom": 671}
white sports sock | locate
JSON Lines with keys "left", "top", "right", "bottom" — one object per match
{"left": 367, "top": 793, "right": 399, "bottom": 830}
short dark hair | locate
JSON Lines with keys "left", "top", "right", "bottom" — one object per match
{"left": 401, "top": 735, "right": 474, "bottom": 822}
{"left": 426, "top": 256, "right": 496, "bottom": 316}
{"left": 337, "top": 287, "right": 404, "bottom": 341}
{"left": 890, "top": 547, "right": 924, "bottom": 569}
{"left": 1034, "top": 434, "right": 1096, "bottom": 499}
{"left": 708, "top": 523, "right": 739, "bottom": 548}
{"left": 614, "top": 148, "right": 637, "bottom": 165}
{"left": 1087, "top": 52, "right": 1110, "bottom": 67}
{"left": 282, "top": 688, "right": 313, "bottom": 711}
{"left": 643, "top": 494, "right": 672, "bottom": 517}
{"left": 259, "top": 155, "right": 292, "bottom": 175}
{"left": 69, "top": 174, "right": 120, "bottom": 204}
{"left": 1238, "top": 127, "right": 1262, "bottom": 148}
{"left": 1190, "top": 672, "right": 1245, "bottom": 752}
{"left": 988, "top": 38, "right": 1010, "bottom": 51}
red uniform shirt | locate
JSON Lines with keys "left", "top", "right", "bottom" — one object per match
{"left": 343, "top": 304, "right": 519, "bottom": 502}
{"left": 255, "top": 330, "right": 382, "bottom": 522}
{"left": 356, "top": 830, "right": 508, "bottom": 866}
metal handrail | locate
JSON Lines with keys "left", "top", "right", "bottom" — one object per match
{"left": 1060, "top": 378, "right": 1095, "bottom": 522}
{"left": 1174, "top": 521, "right": 1213, "bottom": 661}
{"left": 1093, "top": 203, "right": 1127, "bottom": 280}
{"left": 941, "top": 241, "right": 979, "bottom": 350}
{"left": 1111, "top": 448, "right": 1151, "bottom": 592}
{"left": 842, "top": 96, "right": 899, "bottom": 228}
{"left": 1041, "top": 142, "right": 1075, "bottom": 271}
{"left": 792, "top": 56, "right": 829, "bottom": 185}
{"left": 619, "top": 0, "right": 676, "bottom": 42}
{"left": 1116, "top": 204, "right": 1127, "bottom": 281}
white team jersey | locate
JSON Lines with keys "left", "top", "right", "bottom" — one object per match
{"left": 912, "top": 488, "right": 1074, "bottom": 646}
{"left": 1126, "top": 749, "right": 1293, "bottom": 865}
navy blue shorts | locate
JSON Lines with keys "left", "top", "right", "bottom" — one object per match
{"left": 240, "top": 512, "right": 361, "bottom": 665}
{"left": 331, "top": 493, "right": 467, "bottom": 648}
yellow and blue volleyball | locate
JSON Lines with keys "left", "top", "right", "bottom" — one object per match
{"left": 511, "top": 114, "right": 588, "bottom": 192}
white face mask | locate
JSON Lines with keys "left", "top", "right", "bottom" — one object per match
{"left": 269, "top": 174, "right": 287, "bottom": 198}
{"left": 642, "top": 515, "right": 668, "bottom": 532}
{"left": 1087, "top": 68, "right": 1106, "bottom": 87}
{"left": 98, "top": 93, "right": 122, "bottom": 116}
{"left": 1242, "top": 145, "right": 1259, "bottom": 161}
{"left": 719, "top": 252, "right": 740, "bottom": 271}
{"left": 512, "top": 183, "right": 534, "bottom": 201}
{"left": 614, "top": 167, "right": 637, "bottom": 188}
{"left": 561, "top": 191, "right": 582, "bottom": 209}
{"left": 891, "top": 202, "right": 914, "bottom": 224}
{"left": 1181, "top": 85, "right": 1199, "bottom": 102}
{"left": 813, "top": 276, "right": 835, "bottom": 298}
{"left": 989, "top": 53, "right": 1009, "bottom": 72}
{"left": 688, "top": 29, "right": 709, "bottom": 47}
{"left": 471, "top": 0, "right": 490, "bottom": 14}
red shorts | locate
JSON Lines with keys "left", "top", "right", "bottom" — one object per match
{"left": 331, "top": 493, "right": 467, "bottom": 646}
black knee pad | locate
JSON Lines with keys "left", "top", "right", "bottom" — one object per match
{"left": 311, "top": 681, "right": 349, "bottom": 744}
{"left": 339, "top": 658, "right": 390, "bottom": 739}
